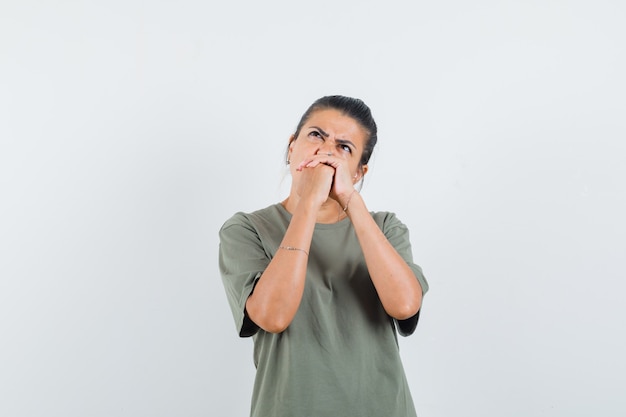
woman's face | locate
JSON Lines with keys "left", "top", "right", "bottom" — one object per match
{"left": 288, "top": 108, "right": 369, "bottom": 180}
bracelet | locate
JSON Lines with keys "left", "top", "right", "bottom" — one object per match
{"left": 343, "top": 189, "right": 357, "bottom": 212}
{"left": 279, "top": 246, "right": 309, "bottom": 256}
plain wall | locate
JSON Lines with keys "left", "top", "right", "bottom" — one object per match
{"left": 1, "top": 1, "right": 625, "bottom": 416}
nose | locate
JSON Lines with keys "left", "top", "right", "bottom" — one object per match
{"left": 316, "top": 140, "right": 335, "bottom": 156}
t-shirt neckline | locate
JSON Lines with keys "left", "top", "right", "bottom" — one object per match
{"left": 275, "top": 202, "right": 352, "bottom": 230}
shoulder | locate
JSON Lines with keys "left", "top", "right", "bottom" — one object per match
{"left": 370, "top": 211, "right": 408, "bottom": 231}
{"left": 221, "top": 203, "right": 283, "bottom": 230}
{"left": 219, "top": 203, "right": 289, "bottom": 244}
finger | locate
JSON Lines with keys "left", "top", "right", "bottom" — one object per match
{"left": 297, "top": 158, "right": 323, "bottom": 170}
{"left": 306, "top": 157, "right": 340, "bottom": 169}
{"left": 296, "top": 158, "right": 312, "bottom": 171}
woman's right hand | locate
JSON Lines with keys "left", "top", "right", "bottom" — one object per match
{"left": 295, "top": 163, "right": 335, "bottom": 209}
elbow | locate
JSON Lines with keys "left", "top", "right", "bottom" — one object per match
{"left": 392, "top": 278, "right": 424, "bottom": 319}
{"left": 262, "top": 321, "right": 290, "bottom": 334}
{"left": 246, "top": 303, "right": 293, "bottom": 334}
{"left": 389, "top": 296, "right": 422, "bottom": 320}
{"left": 392, "top": 305, "right": 421, "bottom": 320}
{"left": 257, "top": 315, "right": 292, "bottom": 333}
{"left": 246, "top": 295, "right": 298, "bottom": 334}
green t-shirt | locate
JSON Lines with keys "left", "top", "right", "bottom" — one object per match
{"left": 219, "top": 203, "right": 428, "bottom": 417}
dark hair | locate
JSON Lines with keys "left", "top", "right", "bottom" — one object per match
{"left": 289, "top": 95, "right": 378, "bottom": 168}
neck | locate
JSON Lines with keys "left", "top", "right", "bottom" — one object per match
{"left": 281, "top": 194, "right": 347, "bottom": 224}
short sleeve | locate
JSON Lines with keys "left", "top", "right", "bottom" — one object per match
{"left": 378, "top": 212, "right": 429, "bottom": 337}
{"left": 218, "top": 213, "right": 271, "bottom": 337}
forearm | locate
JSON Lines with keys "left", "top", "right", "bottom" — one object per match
{"left": 343, "top": 191, "right": 423, "bottom": 319}
{"left": 245, "top": 199, "right": 318, "bottom": 333}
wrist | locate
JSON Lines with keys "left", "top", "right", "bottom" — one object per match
{"left": 340, "top": 189, "right": 358, "bottom": 212}
{"left": 294, "top": 196, "right": 323, "bottom": 218}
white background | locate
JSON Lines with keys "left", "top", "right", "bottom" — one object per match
{"left": 1, "top": 1, "right": 625, "bottom": 416}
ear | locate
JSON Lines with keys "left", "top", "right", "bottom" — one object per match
{"left": 286, "top": 134, "right": 296, "bottom": 159}
{"left": 288, "top": 134, "right": 296, "bottom": 151}
{"left": 354, "top": 164, "right": 368, "bottom": 182}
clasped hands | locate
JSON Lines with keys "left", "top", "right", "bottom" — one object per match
{"left": 294, "top": 153, "right": 356, "bottom": 209}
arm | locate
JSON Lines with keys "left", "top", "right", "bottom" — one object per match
{"left": 339, "top": 190, "right": 423, "bottom": 320}
{"left": 245, "top": 165, "right": 334, "bottom": 333}
{"left": 244, "top": 199, "right": 316, "bottom": 333}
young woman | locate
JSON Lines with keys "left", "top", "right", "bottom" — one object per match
{"left": 219, "top": 95, "right": 429, "bottom": 417}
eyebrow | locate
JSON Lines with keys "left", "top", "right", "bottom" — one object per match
{"left": 310, "top": 126, "right": 330, "bottom": 138}
{"left": 309, "top": 126, "right": 357, "bottom": 150}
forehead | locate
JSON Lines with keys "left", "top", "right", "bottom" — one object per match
{"left": 304, "top": 109, "right": 368, "bottom": 142}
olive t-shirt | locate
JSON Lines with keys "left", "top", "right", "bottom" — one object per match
{"left": 219, "top": 203, "right": 428, "bottom": 417}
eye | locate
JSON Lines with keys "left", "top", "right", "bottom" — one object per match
{"left": 339, "top": 144, "right": 352, "bottom": 154}
{"left": 308, "top": 130, "right": 323, "bottom": 141}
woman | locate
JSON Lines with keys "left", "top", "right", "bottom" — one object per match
{"left": 219, "top": 95, "right": 429, "bottom": 417}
